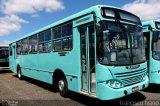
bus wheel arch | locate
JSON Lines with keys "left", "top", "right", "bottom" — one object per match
{"left": 53, "top": 69, "right": 68, "bottom": 97}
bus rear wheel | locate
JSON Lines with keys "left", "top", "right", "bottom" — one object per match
{"left": 58, "top": 77, "right": 68, "bottom": 97}
{"left": 17, "top": 68, "right": 23, "bottom": 80}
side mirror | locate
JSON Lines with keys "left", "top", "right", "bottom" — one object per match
{"left": 153, "top": 31, "right": 159, "bottom": 42}
{"left": 95, "top": 23, "right": 102, "bottom": 37}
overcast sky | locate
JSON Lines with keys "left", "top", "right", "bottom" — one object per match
{"left": 0, "top": 0, "right": 160, "bottom": 46}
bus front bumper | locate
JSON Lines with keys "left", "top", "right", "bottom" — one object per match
{"left": 97, "top": 76, "right": 149, "bottom": 100}
{"left": 0, "top": 67, "right": 10, "bottom": 70}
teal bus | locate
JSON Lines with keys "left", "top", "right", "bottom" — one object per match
{"left": 143, "top": 20, "right": 160, "bottom": 84}
{"left": 0, "top": 46, "right": 9, "bottom": 70}
{"left": 9, "top": 5, "right": 149, "bottom": 100}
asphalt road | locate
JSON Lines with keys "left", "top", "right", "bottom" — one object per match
{"left": 0, "top": 70, "right": 160, "bottom": 106}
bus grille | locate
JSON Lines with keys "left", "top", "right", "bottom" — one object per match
{"left": 114, "top": 68, "right": 147, "bottom": 86}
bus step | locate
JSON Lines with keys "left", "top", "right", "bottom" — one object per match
{"left": 91, "top": 81, "right": 96, "bottom": 92}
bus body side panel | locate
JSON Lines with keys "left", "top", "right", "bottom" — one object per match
{"left": 19, "top": 54, "right": 53, "bottom": 83}
{"left": 16, "top": 27, "right": 80, "bottom": 92}
{"left": 18, "top": 51, "right": 80, "bottom": 91}
{"left": 150, "top": 59, "right": 160, "bottom": 84}
{"left": 64, "top": 27, "right": 81, "bottom": 92}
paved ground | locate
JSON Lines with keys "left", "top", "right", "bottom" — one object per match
{"left": 0, "top": 70, "right": 160, "bottom": 106}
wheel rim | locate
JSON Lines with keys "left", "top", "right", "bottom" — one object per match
{"left": 18, "top": 70, "right": 21, "bottom": 78}
{"left": 58, "top": 80, "right": 64, "bottom": 91}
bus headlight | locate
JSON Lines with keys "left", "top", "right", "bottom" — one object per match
{"left": 142, "top": 74, "right": 147, "bottom": 81}
{"left": 106, "top": 80, "right": 123, "bottom": 89}
{"left": 142, "top": 71, "right": 147, "bottom": 81}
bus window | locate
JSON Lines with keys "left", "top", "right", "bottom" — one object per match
{"left": 0, "top": 48, "right": 9, "bottom": 61}
{"left": 29, "top": 34, "right": 38, "bottom": 53}
{"left": 62, "top": 23, "right": 73, "bottom": 51}
{"left": 53, "top": 40, "right": 62, "bottom": 51}
{"left": 21, "top": 38, "right": 29, "bottom": 54}
{"left": 44, "top": 42, "right": 51, "bottom": 52}
{"left": 62, "top": 37, "right": 73, "bottom": 51}
{"left": 38, "top": 29, "right": 51, "bottom": 52}
{"left": 53, "top": 23, "right": 73, "bottom": 51}
{"left": 88, "top": 25, "right": 95, "bottom": 92}
{"left": 53, "top": 26, "right": 61, "bottom": 39}
{"left": 153, "top": 32, "right": 160, "bottom": 60}
{"left": 16, "top": 41, "right": 21, "bottom": 55}
{"left": 62, "top": 23, "right": 72, "bottom": 37}
{"left": 144, "top": 32, "right": 150, "bottom": 59}
{"left": 10, "top": 46, "right": 12, "bottom": 56}
{"left": 0, "top": 47, "right": 9, "bottom": 69}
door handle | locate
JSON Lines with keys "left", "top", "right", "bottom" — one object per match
{"left": 58, "top": 52, "right": 67, "bottom": 56}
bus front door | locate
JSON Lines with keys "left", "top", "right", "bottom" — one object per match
{"left": 10, "top": 45, "right": 16, "bottom": 72}
{"left": 80, "top": 24, "right": 96, "bottom": 94}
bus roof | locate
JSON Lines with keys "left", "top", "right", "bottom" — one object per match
{"left": 10, "top": 5, "right": 136, "bottom": 44}
{"left": 142, "top": 20, "right": 160, "bottom": 29}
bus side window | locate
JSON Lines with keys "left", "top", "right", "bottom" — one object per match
{"left": 38, "top": 29, "right": 51, "bottom": 53}
{"left": 29, "top": 34, "right": 38, "bottom": 53}
{"left": 16, "top": 40, "right": 21, "bottom": 55}
{"left": 44, "top": 29, "right": 51, "bottom": 52}
{"left": 62, "top": 23, "right": 73, "bottom": 51}
{"left": 53, "top": 22, "right": 73, "bottom": 51}
{"left": 21, "top": 38, "right": 29, "bottom": 54}
{"left": 53, "top": 26, "right": 61, "bottom": 51}
{"left": 62, "top": 37, "right": 73, "bottom": 51}
{"left": 144, "top": 32, "right": 150, "bottom": 59}
{"left": 10, "top": 46, "right": 12, "bottom": 56}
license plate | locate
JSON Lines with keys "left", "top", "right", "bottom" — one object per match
{"left": 132, "top": 86, "right": 139, "bottom": 92}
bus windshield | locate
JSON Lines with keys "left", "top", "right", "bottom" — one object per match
{"left": 153, "top": 31, "right": 160, "bottom": 60}
{"left": 97, "top": 21, "right": 146, "bottom": 65}
{"left": 0, "top": 47, "right": 9, "bottom": 62}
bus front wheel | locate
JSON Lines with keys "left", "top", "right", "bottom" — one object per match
{"left": 58, "top": 77, "right": 68, "bottom": 97}
{"left": 17, "top": 68, "right": 23, "bottom": 80}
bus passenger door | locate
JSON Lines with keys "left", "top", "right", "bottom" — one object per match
{"left": 9, "top": 44, "right": 16, "bottom": 72}
{"left": 80, "top": 24, "right": 96, "bottom": 94}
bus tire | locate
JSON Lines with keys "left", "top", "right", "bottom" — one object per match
{"left": 17, "top": 67, "right": 23, "bottom": 80}
{"left": 58, "top": 77, "right": 68, "bottom": 97}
